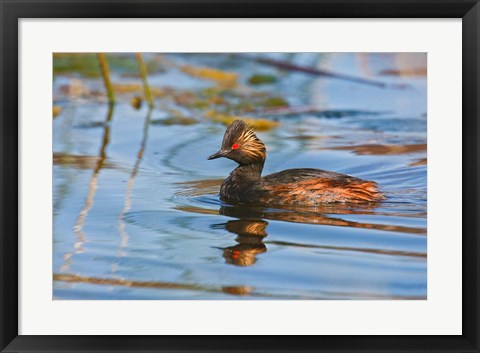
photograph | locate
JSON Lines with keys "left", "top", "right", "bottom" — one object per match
{"left": 52, "top": 52, "right": 427, "bottom": 300}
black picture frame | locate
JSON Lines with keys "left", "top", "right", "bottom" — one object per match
{"left": 1, "top": 1, "right": 478, "bottom": 352}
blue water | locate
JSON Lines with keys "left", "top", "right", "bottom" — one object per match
{"left": 53, "top": 53, "right": 427, "bottom": 299}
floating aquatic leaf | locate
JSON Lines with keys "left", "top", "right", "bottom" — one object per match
{"left": 204, "top": 111, "right": 279, "bottom": 131}
{"left": 112, "top": 84, "right": 165, "bottom": 97}
{"left": 260, "top": 96, "right": 289, "bottom": 108}
{"left": 226, "top": 96, "right": 289, "bottom": 113}
{"left": 180, "top": 65, "right": 238, "bottom": 86}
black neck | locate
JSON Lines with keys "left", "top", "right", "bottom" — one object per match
{"left": 231, "top": 162, "right": 264, "bottom": 183}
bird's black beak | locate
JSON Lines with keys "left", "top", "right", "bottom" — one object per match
{"left": 208, "top": 150, "right": 229, "bottom": 160}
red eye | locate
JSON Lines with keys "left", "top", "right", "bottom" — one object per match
{"left": 232, "top": 143, "right": 239, "bottom": 150}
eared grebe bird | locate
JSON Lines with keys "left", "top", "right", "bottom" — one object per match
{"left": 208, "top": 120, "right": 383, "bottom": 206}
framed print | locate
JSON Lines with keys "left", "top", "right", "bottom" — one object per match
{"left": 1, "top": 0, "right": 479, "bottom": 352}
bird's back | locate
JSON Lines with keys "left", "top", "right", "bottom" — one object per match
{"left": 249, "top": 168, "right": 383, "bottom": 206}
{"left": 260, "top": 168, "right": 351, "bottom": 184}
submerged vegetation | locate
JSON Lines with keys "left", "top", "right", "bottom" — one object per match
{"left": 53, "top": 53, "right": 409, "bottom": 130}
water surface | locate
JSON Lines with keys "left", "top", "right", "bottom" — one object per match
{"left": 53, "top": 53, "right": 427, "bottom": 299}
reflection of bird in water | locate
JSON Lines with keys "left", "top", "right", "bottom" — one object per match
{"left": 218, "top": 203, "right": 425, "bottom": 235}
{"left": 213, "top": 219, "right": 268, "bottom": 267}
{"left": 175, "top": 197, "right": 425, "bottom": 236}
{"left": 208, "top": 120, "right": 384, "bottom": 206}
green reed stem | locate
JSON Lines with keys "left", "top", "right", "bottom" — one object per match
{"left": 97, "top": 53, "right": 115, "bottom": 106}
{"left": 136, "top": 53, "right": 154, "bottom": 109}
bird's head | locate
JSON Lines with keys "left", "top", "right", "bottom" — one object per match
{"left": 208, "top": 120, "right": 266, "bottom": 165}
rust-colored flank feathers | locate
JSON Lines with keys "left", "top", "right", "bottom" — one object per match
{"left": 208, "top": 120, "right": 384, "bottom": 206}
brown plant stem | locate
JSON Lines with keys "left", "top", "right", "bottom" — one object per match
{"left": 239, "top": 55, "right": 410, "bottom": 90}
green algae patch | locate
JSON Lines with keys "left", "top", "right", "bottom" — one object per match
{"left": 53, "top": 53, "right": 164, "bottom": 78}
{"left": 53, "top": 53, "right": 101, "bottom": 77}
{"left": 248, "top": 74, "right": 277, "bottom": 85}
{"left": 260, "top": 96, "right": 289, "bottom": 108}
